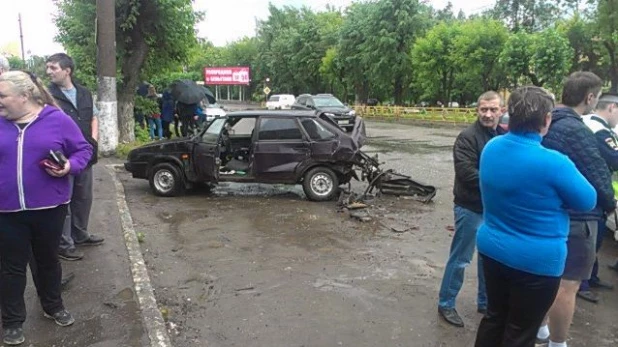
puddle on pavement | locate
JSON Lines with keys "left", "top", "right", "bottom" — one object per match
{"left": 115, "top": 287, "right": 135, "bottom": 301}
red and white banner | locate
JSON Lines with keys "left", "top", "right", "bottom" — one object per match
{"left": 204, "top": 66, "right": 251, "bottom": 85}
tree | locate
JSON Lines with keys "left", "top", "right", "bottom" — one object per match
{"left": 54, "top": 0, "right": 201, "bottom": 143}
{"left": 557, "top": 15, "right": 606, "bottom": 75}
{"left": 598, "top": 0, "right": 618, "bottom": 92}
{"left": 500, "top": 28, "right": 573, "bottom": 91}
{"left": 364, "top": 0, "right": 432, "bottom": 104}
{"left": 319, "top": 47, "right": 348, "bottom": 98}
{"left": 452, "top": 20, "right": 509, "bottom": 95}
{"left": 411, "top": 22, "right": 463, "bottom": 104}
{"left": 6, "top": 56, "right": 25, "bottom": 70}
{"left": 492, "top": 0, "right": 575, "bottom": 32}
{"left": 338, "top": 2, "right": 375, "bottom": 103}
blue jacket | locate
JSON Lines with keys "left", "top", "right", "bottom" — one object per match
{"left": 542, "top": 107, "right": 615, "bottom": 220}
{"left": 478, "top": 132, "right": 596, "bottom": 277}
{"left": 160, "top": 91, "right": 175, "bottom": 122}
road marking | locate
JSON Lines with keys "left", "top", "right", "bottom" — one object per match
{"left": 106, "top": 164, "right": 173, "bottom": 347}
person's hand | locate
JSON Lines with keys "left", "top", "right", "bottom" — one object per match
{"left": 46, "top": 160, "right": 71, "bottom": 178}
{"left": 193, "top": 115, "right": 199, "bottom": 120}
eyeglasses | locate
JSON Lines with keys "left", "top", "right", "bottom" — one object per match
{"left": 479, "top": 107, "right": 501, "bottom": 113}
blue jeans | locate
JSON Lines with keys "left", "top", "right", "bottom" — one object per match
{"left": 148, "top": 117, "right": 163, "bottom": 140}
{"left": 438, "top": 205, "right": 487, "bottom": 310}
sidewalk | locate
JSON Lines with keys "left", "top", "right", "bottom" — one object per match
{"left": 19, "top": 162, "right": 149, "bottom": 347}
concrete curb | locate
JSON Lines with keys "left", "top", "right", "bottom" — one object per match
{"left": 106, "top": 164, "right": 172, "bottom": 347}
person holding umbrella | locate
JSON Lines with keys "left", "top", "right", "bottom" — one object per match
{"left": 170, "top": 80, "right": 216, "bottom": 137}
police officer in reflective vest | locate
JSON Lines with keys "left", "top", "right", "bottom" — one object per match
{"left": 579, "top": 93, "right": 618, "bottom": 302}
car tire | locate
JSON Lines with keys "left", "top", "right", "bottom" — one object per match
{"left": 149, "top": 163, "right": 184, "bottom": 197}
{"left": 302, "top": 167, "right": 339, "bottom": 202}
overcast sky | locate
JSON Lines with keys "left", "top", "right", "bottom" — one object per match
{"left": 1, "top": 0, "right": 495, "bottom": 57}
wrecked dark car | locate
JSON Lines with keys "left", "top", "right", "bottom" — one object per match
{"left": 125, "top": 110, "right": 367, "bottom": 201}
{"left": 124, "top": 110, "right": 436, "bottom": 202}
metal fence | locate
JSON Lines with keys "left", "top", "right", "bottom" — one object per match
{"left": 352, "top": 106, "right": 477, "bottom": 124}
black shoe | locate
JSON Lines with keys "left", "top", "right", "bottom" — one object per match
{"left": 438, "top": 307, "right": 464, "bottom": 327}
{"left": 44, "top": 309, "right": 75, "bottom": 327}
{"left": 74, "top": 234, "right": 104, "bottom": 246}
{"left": 477, "top": 307, "right": 487, "bottom": 315}
{"left": 535, "top": 336, "right": 549, "bottom": 345}
{"left": 577, "top": 290, "right": 599, "bottom": 303}
{"left": 589, "top": 279, "right": 614, "bottom": 290}
{"left": 61, "top": 272, "right": 75, "bottom": 290}
{"left": 58, "top": 249, "right": 84, "bottom": 261}
{"left": 3, "top": 327, "right": 25, "bottom": 345}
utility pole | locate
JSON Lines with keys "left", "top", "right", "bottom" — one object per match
{"left": 96, "top": 0, "right": 118, "bottom": 155}
{"left": 18, "top": 14, "right": 25, "bottom": 67}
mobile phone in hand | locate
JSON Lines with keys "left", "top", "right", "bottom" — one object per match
{"left": 48, "top": 150, "right": 67, "bottom": 168}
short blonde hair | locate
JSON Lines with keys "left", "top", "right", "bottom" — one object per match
{"left": 0, "top": 71, "right": 58, "bottom": 107}
{"left": 478, "top": 91, "right": 503, "bottom": 106}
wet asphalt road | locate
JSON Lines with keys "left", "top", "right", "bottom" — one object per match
{"left": 119, "top": 120, "right": 618, "bottom": 347}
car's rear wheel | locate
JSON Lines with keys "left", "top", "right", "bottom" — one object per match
{"left": 149, "top": 163, "right": 184, "bottom": 197}
{"left": 302, "top": 167, "right": 339, "bottom": 201}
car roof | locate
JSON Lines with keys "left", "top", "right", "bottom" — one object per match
{"left": 296, "top": 93, "right": 338, "bottom": 99}
{"left": 225, "top": 110, "right": 317, "bottom": 118}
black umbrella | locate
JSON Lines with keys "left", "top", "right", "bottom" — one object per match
{"left": 170, "top": 79, "right": 207, "bottom": 104}
{"left": 202, "top": 86, "right": 216, "bottom": 104}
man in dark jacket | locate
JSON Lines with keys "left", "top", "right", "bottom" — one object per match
{"left": 438, "top": 91, "right": 506, "bottom": 327}
{"left": 537, "top": 72, "right": 614, "bottom": 347}
{"left": 46, "top": 53, "right": 105, "bottom": 262}
{"left": 577, "top": 93, "right": 618, "bottom": 303}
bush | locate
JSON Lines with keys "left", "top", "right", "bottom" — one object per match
{"left": 115, "top": 125, "right": 152, "bottom": 159}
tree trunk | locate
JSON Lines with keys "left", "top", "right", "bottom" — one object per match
{"left": 526, "top": 72, "right": 542, "bottom": 87}
{"left": 117, "top": 5, "right": 151, "bottom": 143}
{"left": 117, "top": 92, "right": 136, "bottom": 143}
{"left": 393, "top": 75, "right": 403, "bottom": 105}
{"left": 605, "top": 41, "right": 618, "bottom": 93}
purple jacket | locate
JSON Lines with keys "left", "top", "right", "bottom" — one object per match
{"left": 0, "top": 105, "right": 93, "bottom": 212}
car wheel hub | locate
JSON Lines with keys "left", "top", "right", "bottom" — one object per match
{"left": 311, "top": 173, "right": 333, "bottom": 197}
{"left": 154, "top": 170, "right": 174, "bottom": 193}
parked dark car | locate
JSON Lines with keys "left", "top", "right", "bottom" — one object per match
{"left": 124, "top": 110, "right": 366, "bottom": 201}
{"left": 291, "top": 94, "right": 356, "bottom": 131}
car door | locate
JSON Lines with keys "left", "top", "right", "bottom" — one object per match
{"left": 252, "top": 117, "right": 310, "bottom": 183}
{"left": 192, "top": 118, "right": 226, "bottom": 182}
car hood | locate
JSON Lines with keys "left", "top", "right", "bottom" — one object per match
{"left": 329, "top": 117, "right": 366, "bottom": 162}
{"left": 129, "top": 137, "right": 193, "bottom": 157}
{"left": 320, "top": 106, "right": 352, "bottom": 114}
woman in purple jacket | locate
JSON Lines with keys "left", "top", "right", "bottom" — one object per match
{"left": 0, "top": 71, "right": 92, "bottom": 345}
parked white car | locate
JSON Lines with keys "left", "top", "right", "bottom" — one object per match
{"left": 266, "top": 94, "right": 296, "bottom": 110}
{"left": 205, "top": 103, "right": 226, "bottom": 121}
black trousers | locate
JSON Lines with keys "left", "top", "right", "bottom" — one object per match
{"left": 0, "top": 205, "right": 68, "bottom": 328}
{"left": 180, "top": 115, "right": 195, "bottom": 137}
{"left": 162, "top": 120, "right": 173, "bottom": 139}
{"left": 475, "top": 254, "right": 560, "bottom": 347}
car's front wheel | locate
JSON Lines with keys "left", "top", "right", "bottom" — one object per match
{"left": 149, "top": 163, "right": 184, "bottom": 197}
{"left": 302, "top": 167, "right": 339, "bottom": 201}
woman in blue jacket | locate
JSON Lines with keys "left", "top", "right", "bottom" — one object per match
{"left": 474, "top": 86, "right": 597, "bottom": 347}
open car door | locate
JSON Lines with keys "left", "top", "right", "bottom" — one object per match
{"left": 192, "top": 118, "right": 226, "bottom": 182}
